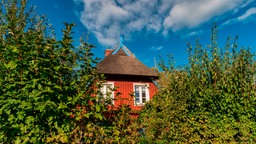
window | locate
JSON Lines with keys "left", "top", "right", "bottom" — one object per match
{"left": 134, "top": 83, "right": 149, "bottom": 105}
{"left": 100, "top": 82, "right": 114, "bottom": 104}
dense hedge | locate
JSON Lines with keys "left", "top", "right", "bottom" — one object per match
{"left": 137, "top": 24, "right": 256, "bottom": 143}
{"left": 0, "top": 0, "right": 109, "bottom": 143}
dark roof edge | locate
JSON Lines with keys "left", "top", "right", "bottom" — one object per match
{"left": 99, "top": 73, "right": 159, "bottom": 79}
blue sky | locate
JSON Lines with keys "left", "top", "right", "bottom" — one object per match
{"left": 29, "top": 0, "right": 256, "bottom": 67}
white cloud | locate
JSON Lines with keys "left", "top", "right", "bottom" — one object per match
{"left": 75, "top": 0, "right": 248, "bottom": 46}
{"left": 150, "top": 46, "right": 163, "bottom": 51}
{"left": 221, "top": 6, "right": 256, "bottom": 27}
{"left": 187, "top": 30, "right": 204, "bottom": 37}
{"left": 77, "top": 0, "right": 167, "bottom": 46}
{"left": 163, "top": 0, "right": 243, "bottom": 31}
{"left": 238, "top": 7, "right": 256, "bottom": 21}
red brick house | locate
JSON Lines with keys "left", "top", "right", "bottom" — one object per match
{"left": 96, "top": 38, "right": 158, "bottom": 112}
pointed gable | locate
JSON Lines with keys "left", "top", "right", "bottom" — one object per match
{"left": 115, "top": 48, "right": 129, "bottom": 56}
{"left": 96, "top": 38, "right": 158, "bottom": 79}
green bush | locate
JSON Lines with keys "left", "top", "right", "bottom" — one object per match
{"left": 0, "top": 0, "right": 108, "bottom": 143}
{"left": 138, "top": 24, "right": 256, "bottom": 143}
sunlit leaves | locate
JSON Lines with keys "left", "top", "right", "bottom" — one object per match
{"left": 0, "top": 0, "right": 106, "bottom": 143}
{"left": 138, "top": 24, "right": 256, "bottom": 143}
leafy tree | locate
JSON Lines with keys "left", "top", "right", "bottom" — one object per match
{"left": 137, "top": 24, "right": 256, "bottom": 143}
{"left": 0, "top": 0, "right": 108, "bottom": 143}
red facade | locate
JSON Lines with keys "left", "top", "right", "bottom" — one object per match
{"left": 106, "top": 76, "right": 158, "bottom": 111}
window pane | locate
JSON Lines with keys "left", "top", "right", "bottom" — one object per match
{"left": 100, "top": 83, "right": 114, "bottom": 104}
{"left": 135, "top": 85, "right": 139, "bottom": 92}
{"left": 142, "top": 86, "right": 146, "bottom": 103}
{"left": 135, "top": 92, "right": 140, "bottom": 102}
{"left": 142, "top": 93, "right": 146, "bottom": 103}
{"left": 135, "top": 98, "right": 140, "bottom": 104}
{"left": 135, "top": 86, "right": 140, "bottom": 104}
{"left": 142, "top": 97, "right": 146, "bottom": 103}
{"left": 142, "top": 86, "right": 146, "bottom": 92}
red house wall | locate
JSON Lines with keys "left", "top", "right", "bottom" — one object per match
{"left": 106, "top": 76, "right": 158, "bottom": 111}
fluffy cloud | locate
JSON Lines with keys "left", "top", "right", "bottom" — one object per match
{"left": 163, "top": 0, "right": 243, "bottom": 31}
{"left": 75, "top": 0, "right": 248, "bottom": 46}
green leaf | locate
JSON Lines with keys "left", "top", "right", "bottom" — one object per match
{"left": 25, "top": 116, "right": 34, "bottom": 124}
{"left": 58, "top": 103, "right": 67, "bottom": 110}
{"left": 38, "top": 84, "right": 42, "bottom": 90}
{"left": 12, "top": 46, "right": 19, "bottom": 53}
{"left": 4, "top": 61, "right": 17, "bottom": 69}
{"left": 96, "top": 105, "right": 101, "bottom": 112}
{"left": 14, "top": 138, "right": 21, "bottom": 144}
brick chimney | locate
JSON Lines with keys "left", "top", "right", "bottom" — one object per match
{"left": 105, "top": 49, "right": 112, "bottom": 56}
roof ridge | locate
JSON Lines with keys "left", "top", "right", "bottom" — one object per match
{"left": 113, "top": 44, "right": 135, "bottom": 57}
{"left": 112, "top": 37, "right": 135, "bottom": 57}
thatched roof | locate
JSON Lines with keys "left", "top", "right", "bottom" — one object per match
{"left": 96, "top": 43, "right": 158, "bottom": 79}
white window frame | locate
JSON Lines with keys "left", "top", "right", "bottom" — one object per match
{"left": 100, "top": 82, "right": 114, "bottom": 104}
{"left": 133, "top": 83, "right": 150, "bottom": 106}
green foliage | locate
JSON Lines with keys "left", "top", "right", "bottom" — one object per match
{"left": 1, "top": 1, "right": 256, "bottom": 143}
{"left": 0, "top": 0, "right": 107, "bottom": 143}
{"left": 138, "top": 24, "right": 256, "bottom": 143}
{"left": 106, "top": 105, "right": 140, "bottom": 143}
